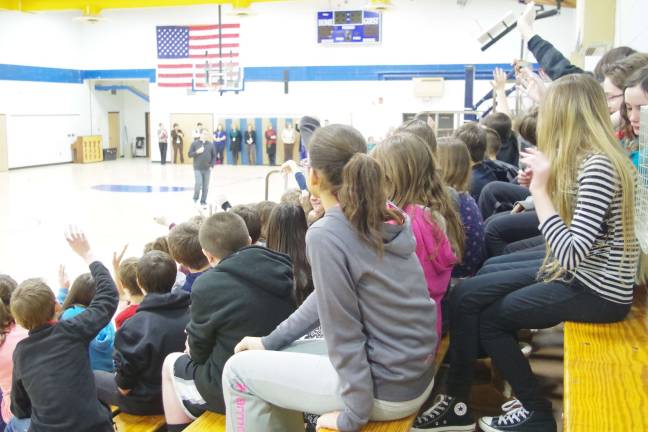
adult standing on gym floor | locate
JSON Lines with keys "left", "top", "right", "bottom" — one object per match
{"left": 188, "top": 129, "right": 216, "bottom": 208}
{"left": 171, "top": 124, "right": 185, "bottom": 164}
{"left": 157, "top": 123, "right": 168, "bottom": 165}
{"left": 245, "top": 124, "right": 257, "bottom": 165}
{"left": 281, "top": 122, "right": 296, "bottom": 162}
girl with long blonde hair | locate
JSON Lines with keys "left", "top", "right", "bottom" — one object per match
{"left": 413, "top": 74, "right": 639, "bottom": 432}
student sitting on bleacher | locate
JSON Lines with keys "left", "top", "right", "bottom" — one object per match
{"left": 373, "top": 132, "right": 459, "bottom": 339}
{"left": 95, "top": 251, "right": 190, "bottom": 416}
{"left": 414, "top": 74, "right": 640, "bottom": 432}
{"left": 1, "top": 275, "right": 29, "bottom": 432}
{"left": 230, "top": 205, "right": 262, "bottom": 245}
{"left": 59, "top": 272, "right": 116, "bottom": 373}
{"left": 10, "top": 228, "right": 117, "bottom": 432}
{"left": 454, "top": 123, "right": 498, "bottom": 202}
{"left": 113, "top": 257, "right": 143, "bottom": 330}
{"left": 161, "top": 212, "right": 296, "bottom": 431}
{"left": 222, "top": 125, "right": 438, "bottom": 432}
{"left": 168, "top": 221, "right": 210, "bottom": 293}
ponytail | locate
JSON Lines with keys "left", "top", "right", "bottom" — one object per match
{"left": 339, "top": 154, "right": 401, "bottom": 254}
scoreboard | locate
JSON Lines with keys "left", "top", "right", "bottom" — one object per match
{"left": 317, "top": 10, "right": 382, "bottom": 44}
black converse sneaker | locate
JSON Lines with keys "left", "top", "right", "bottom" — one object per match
{"left": 410, "top": 394, "right": 475, "bottom": 431}
{"left": 478, "top": 405, "right": 557, "bottom": 432}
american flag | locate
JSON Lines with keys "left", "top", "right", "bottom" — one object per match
{"left": 156, "top": 24, "right": 240, "bottom": 88}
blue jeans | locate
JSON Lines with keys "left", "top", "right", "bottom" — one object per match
{"left": 5, "top": 417, "right": 30, "bottom": 432}
{"left": 193, "top": 169, "right": 210, "bottom": 205}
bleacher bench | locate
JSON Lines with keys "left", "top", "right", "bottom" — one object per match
{"left": 186, "top": 335, "right": 450, "bottom": 432}
{"left": 564, "top": 288, "right": 648, "bottom": 431}
{"left": 113, "top": 412, "right": 166, "bottom": 432}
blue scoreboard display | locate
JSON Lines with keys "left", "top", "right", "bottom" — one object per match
{"left": 317, "top": 10, "right": 382, "bottom": 44}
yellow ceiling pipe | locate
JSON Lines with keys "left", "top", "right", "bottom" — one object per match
{"left": 0, "top": 0, "right": 284, "bottom": 13}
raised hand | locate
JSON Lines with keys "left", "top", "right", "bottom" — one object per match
{"left": 491, "top": 67, "right": 508, "bottom": 93}
{"left": 517, "top": 1, "right": 537, "bottom": 41}
{"left": 58, "top": 264, "right": 70, "bottom": 290}
{"left": 65, "top": 226, "right": 95, "bottom": 264}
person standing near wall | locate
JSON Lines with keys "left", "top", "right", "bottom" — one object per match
{"left": 171, "top": 124, "right": 185, "bottom": 164}
{"left": 192, "top": 123, "right": 203, "bottom": 142}
{"left": 157, "top": 124, "right": 168, "bottom": 165}
{"left": 281, "top": 122, "right": 296, "bottom": 162}
{"left": 213, "top": 124, "right": 227, "bottom": 166}
{"left": 265, "top": 124, "right": 277, "bottom": 166}
{"left": 188, "top": 130, "right": 216, "bottom": 209}
{"left": 230, "top": 124, "right": 242, "bottom": 165}
{"left": 245, "top": 124, "right": 257, "bottom": 165}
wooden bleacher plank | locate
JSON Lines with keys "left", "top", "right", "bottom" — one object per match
{"left": 113, "top": 413, "right": 166, "bottom": 432}
{"left": 184, "top": 411, "right": 226, "bottom": 432}
{"left": 564, "top": 290, "right": 648, "bottom": 431}
{"left": 186, "top": 335, "right": 450, "bottom": 432}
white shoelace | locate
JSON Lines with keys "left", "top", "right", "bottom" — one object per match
{"left": 418, "top": 397, "right": 450, "bottom": 422}
{"left": 501, "top": 399, "right": 522, "bottom": 412}
{"left": 496, "top": 406, "right": 530, "bottom": 425}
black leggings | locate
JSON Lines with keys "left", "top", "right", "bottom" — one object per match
{"left": 478, "top": 181, "right": 530, "bottom": 220}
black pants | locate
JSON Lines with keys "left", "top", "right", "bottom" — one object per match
{"left": 232, "top": 149, "right": 240, "bottom": 165}
{"left": 446, "top": 265, "right": 541, "bottom": 401}
{"left": 503, "top": 235, "right": 545, "bottom": 255}
{"left": 193, "top": 169, "right": 210, "bottom": 205}
{"left": 267, "top": 144, "right": 276, "bottom": 165}
{"left": 480, "top": 277, "right": 630, "bottom": 413}
{"left": 284, "top": 143, "right": 294, "bottom": 162}
{"left": 159, "top": 142, "right": 167, "bottom": 165}
{"left": 94, "top": 370, "right": 163, "bottom": 415}
{"left": 479, "top": 181, "right": 530, "bottom": 220}
{"left": 485, "top": 211, "right": 540, "bottom": 257}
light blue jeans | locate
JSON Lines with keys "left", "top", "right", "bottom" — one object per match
{"left": 5, "top": 417, "right": 30, "bottom": 432}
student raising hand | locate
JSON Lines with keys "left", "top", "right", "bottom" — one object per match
{"left": 65, "top": 226, "right": 95, "bottom": 264}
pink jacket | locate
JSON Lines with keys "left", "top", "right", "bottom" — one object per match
{"left": 0, "top": 324, "right": 29, "bottom": 422}
{"left": 405, "top": 205, "right": 456, "bottom": 338}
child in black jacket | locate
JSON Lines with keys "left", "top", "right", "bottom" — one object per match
{"left": 161, "top": 212, "right": 296, "bottom": 431}
{"left": 10, "top": 228, "right": 117, "bottom": 432}
{"left": 94, "top": 251, "right": 190, "bottom": 415}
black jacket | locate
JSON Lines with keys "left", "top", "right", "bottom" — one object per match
{"left": 496, "top": 134, "right": 520, "bottom": 167}
{"left": 113, "top": 291, "right": 191, "bottom": 415}
{"left": 528, "top": 35, "right": 584, "bottom": 81}
{"left": 187, "top": 246, "right": 296, "bottom": 413}
{"left": 11, "top": 262, "right": 117, "bottom": 432}
{"left": 230, "top": 129, "right": 242, "bottom": 152}
{"left": 188, "top": 139, "right": 217, "bottom": 170}
{"left": 245, "top": 131, "right": 256, "bottom": 146}
{"left": 171, "top": 129, "right": 184, "bottom": 145}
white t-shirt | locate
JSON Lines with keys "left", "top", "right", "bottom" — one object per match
{"left": 282, "top": 128, "right": 295, "bottom": 144}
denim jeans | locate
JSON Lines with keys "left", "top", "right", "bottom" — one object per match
{"left": 193, "top": 169, "right": 210, "bottom": 205}
{"left": 5, "top": 417, "right": 30, "bottom": 432}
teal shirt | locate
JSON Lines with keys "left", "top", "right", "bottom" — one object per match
{"left": 60, "top": 305, "right": 116, "bottom": 372}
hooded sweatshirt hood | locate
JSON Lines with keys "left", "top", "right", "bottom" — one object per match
{"left": 215, "top": 245, "right": 294, "bottom": 300}
{"left": 137, "top": 290, "right": 191, "bottom": 313}
{"left": 61, "top": 305, "right": 115, "bottom": 372}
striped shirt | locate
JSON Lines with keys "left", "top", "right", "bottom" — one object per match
{"left": 539, "top": 154, "right": 639, "bottom": 304}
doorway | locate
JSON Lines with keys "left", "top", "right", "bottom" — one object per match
{"left": 108, "top": 112, "right": 120, "bottom": 152}
{"left": 0, "top": 114, "right": 6, "bottom": 171}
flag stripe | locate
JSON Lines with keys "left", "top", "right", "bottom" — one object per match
{"left": 158, "top": 82, "right": 193, "bottom": 88}
{"left": 189, "top": 43, "right": 239, "bottom": 49}
{"left": 190, "top": 24, "right": 240, "bottom": 30}
{"left": 190, "top": 34, "right": 239, "bottom": 40}
{"left": 189, "top": 53, "right": 239, "bottom": 59}
{"left": 158, "top": 63, "right": 193, "bottom": 69}
{"left": 158, "top": 73, "right": 194, "bottom": 78}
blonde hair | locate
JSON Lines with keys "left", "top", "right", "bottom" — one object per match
{"left": 373, "top": 132, "right": 464, "bottom": 261}
{"left": 436, "top": 137, "right": 472, "bottom": 193}
{"left": 537, "top": 74, "right": 637, "bottom": 280}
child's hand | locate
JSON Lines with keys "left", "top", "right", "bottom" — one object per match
{"left": 490, "top": 67, "right": 508, "bottom": 93}
{"left": 112, "top": 244, "right": 128, "bottom": 272}
{"left": 517, "top": 1, "right": 537, "bottom": 41}
{"left": 118, "top": 387, "right": 131, "bottom": 397}
{"left": 234, "top": 337, "right": 265, "bottom": 353}
{"left": 58, "top": 264, "right": 70, "bottom": 290}
{"left": 520, "top": 148, "right": 550, "bottom": 194}
{"left": 517, "top": 168, "right": 533, "bottom": 188}
{"left": 65, "top": 226, "right": 95, "bottom": 264}
{"left": 316, "top": 411, "right": 341, "bottom": 431}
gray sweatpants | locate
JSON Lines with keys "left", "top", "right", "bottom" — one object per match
{"left": 222, "top": 340, "right": 433, "bottom": 432}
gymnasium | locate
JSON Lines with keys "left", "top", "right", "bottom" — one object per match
{"left": 0, "top": 0, "right": 646, "bottom": 431}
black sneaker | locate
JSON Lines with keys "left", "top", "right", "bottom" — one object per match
{"left": 411, "top": 394, "right": 475, "bottom": 431}
{"left": 478, "top": 406, "right": 557, "bottom": 432}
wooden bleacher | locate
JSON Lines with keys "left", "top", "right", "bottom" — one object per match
{"left": 185, "top": 335, "right": 449, "bottom": 432}
{"left": 563, "top": 287, "right": 648, "bottom": 431}
{"left": 113, "top": 412, "right": 166, "bottom": 432}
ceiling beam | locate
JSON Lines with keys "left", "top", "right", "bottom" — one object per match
{"left": 0, "top": 0, "right": 286, "bottom": 13}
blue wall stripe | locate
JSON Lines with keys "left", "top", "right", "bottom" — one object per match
{"left": 0, "top": 64, "right": 81, "bottom": 83}
{"left": 0, "top": 63, "right": 529, "bottom": 84}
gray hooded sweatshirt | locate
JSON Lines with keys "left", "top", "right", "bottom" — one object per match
{"left": 262, "top": 205, "right": 438, "bottom": 431}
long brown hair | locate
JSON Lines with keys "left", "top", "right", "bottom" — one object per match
{"left": 436, "top": 137, "right": 472, "bottom": 193}
{"left": 61, "top": 273, "right": 95, "bottom": 312}
{"left": 372, "top": 132, "right": 464, "bottom": 261}
{"left": 266, "top": 203, "right": 313, "bottom": 305}
{"left": 605, "top": 54, "right": 648, "bottom": 139}
{"left": 308, "top": 124, "right": 401, "bottom": 254}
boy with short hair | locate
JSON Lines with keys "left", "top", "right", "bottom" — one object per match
{"left": 168, "top": 221, "right": 210, "bottom": 293}
{"left": 10, "top": 229, "right": 117, "bottom": 432}
{"left": 114, "top": 257, "right": 143, "bottom": 329}
{"left": 161, "top": 212, "right": 296, "bottom": 430}
{"left": 230, "top": 204, "right": 262, "bottom": 244}
{"left": 481, "top": 112, "right": 519, "bottom": 166}
{"left": 94, "top": 251, "right": 190, "bottom": 415}
{"left": 454, "top": 123, "right": 497, "bottom": 202}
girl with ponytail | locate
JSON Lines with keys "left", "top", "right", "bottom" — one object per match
{"left": 224, "top": 124, "right": 438, "bottom": 432}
